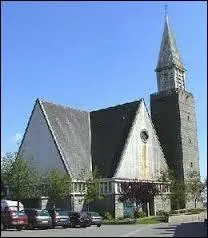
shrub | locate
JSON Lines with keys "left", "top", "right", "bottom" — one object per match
{"left": 156, "top": 210, "right": 169, "bottom": 222}
{"left": 169, "top": 210, "right": 178, "bottom": 215}
{"left": 137, "top": 216, "right": 162, "bottom": 224}
{"left": 185, "top": 208, "right": 204, "bottom": 215}
{"left": 134, "top": 210, "right": 146, "bottom": 218}
{"left": 103, "top": 212, "right": 113, "bottom": 220}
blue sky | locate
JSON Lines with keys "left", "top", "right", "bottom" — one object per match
{"left": 2, "top": 1, "right": 207, "bottom": 179}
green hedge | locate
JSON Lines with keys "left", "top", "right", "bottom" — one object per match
{"left": 103, "top": 216, "right": 166, "bottom": 225}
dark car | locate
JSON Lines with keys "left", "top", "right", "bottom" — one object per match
{"left": 86, "top": 211, "right": 102, "bottom": 227}
{"left": 24, "top": 209, "right": 52, "bottom": 229}
{"left": 1, "top": 208, "right": 28, "bottom": 231}
{"left": 68, "top": 211, "right": 91, "bottom": 228}
{"left": 48, "top": 209, "right": 70, "bottom": 228}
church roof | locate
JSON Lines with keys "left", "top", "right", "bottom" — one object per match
{"left": 156, "top": 15, "right": 184, "bottom": 71}
{"left": 27, "top": 98, "right": 142, "bottom": 179}
{"left": 39, "top": 99, "right": 92, "bottom": 179}
{"left": 90, "top": 99, "right": 142, "bottom": 178}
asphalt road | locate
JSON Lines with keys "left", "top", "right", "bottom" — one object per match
{"left": 1, "top": 222, "right": 207, "bottom": 237}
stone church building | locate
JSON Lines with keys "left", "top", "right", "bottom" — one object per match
{"left": 18, "top": 14, "right": 200, "bottom": 217}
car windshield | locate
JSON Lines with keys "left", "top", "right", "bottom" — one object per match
{"left": 56, "top": 210, "right": 68, "bottom": 216}
{"left": 11, "top": 210, "right": 25, "bottom": 216}
{"left": 87, "top": 212, "right": 100, "bottom": 216}
{"left": 37, "top": 210, "right": 49, "bottom": 216}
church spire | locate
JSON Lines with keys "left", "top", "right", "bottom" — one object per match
{"left": 156, "top": 10, "right": 184, "bottom": 70}
{"left": 155, "top": 9, "right": 186, "bottom": 92}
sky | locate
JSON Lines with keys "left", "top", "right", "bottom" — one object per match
{"left": 1, "top": 1, "right": 207, "bottom": 179}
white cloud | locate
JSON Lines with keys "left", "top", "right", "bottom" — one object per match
{"left": 10, "top": 133, "right": 23, "bottom": 144}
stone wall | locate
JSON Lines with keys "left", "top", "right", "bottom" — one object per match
{"left": 177, "top": 91, "right": 200, "bottom": 180}
{"left": 72, "top": 194, "right": 85, "bottom": 212}
{"left": 150, "top": 89, "right": 200, "bottom": 182}
{"left": 150, "top": 89, "right": 200, "bottom": 210}
{"left": 154, "top": 195, "right": 171, "bottom": 213}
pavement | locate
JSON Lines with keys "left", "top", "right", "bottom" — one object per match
{"left": 1, "top": 220, "right": 207, "bottom": 237}
{"left": 173, "top": 221, "right": 207, "bottom": 237}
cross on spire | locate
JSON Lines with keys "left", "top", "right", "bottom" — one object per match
{"left": 164, "top": 4, "right": 168, "bottom": 16}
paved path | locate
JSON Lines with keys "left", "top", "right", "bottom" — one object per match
{"left": 1, "top": 221, "right": 207, "bottom": 237}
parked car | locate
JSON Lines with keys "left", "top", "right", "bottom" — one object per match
{"left": 48, "top": 209, "right": 70, "bottom": 228}
{"left": 1, "top": 208, "right": 28, "bottom": 231}
{"left": 68, "top": 211, "right": 91, "bottom": 228}
{"left": 1, "top": 200, "right": 28, "bottom": 231}
{"left": 24, "top": 209, "right": 52, "bottom": 229}
{"left": 1, "top": 200, "right": 24, "bottom": 211}
{"left": 86, "top": 211, "right": 102, "bottom": 227}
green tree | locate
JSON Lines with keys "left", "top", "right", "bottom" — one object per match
{"left": 1, "top": 152, "right": 14, "bottom": 198}
{"left": 1, "top": 152, "right": 42, "bottom": 209}
{"left": 83, "top": 169, "right": 104, "bottom": 211}
{"left": 43, "top": 169, "right": 72, "bottom": 208}
{"left": 158, "top": 169, "right": 186, "bottom": 210}
{"left": 185, "top": 170, "right": 204, "bottom": 208}
{"left": 78, "top": 168, "right": 104, "bottom": 211}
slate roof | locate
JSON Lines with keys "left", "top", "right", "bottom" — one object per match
{"left": 35, "top": 98, "right": 142, "bottom": 179}
{"left": 156, "top": 15, "right": 184, "bottom": 70}
{"left": 90, "top": 99, "right": 142, "bottom": 178}
{"left": 39, "top": 99, "right": 92, "bottom": 179}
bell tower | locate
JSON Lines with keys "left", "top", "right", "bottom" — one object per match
{"left": 155, "top": 12, "right": 186, "bottom": 92}
{"left": 150, "top": 10, "right": 200, "bottom": 209}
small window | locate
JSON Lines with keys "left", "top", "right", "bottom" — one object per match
{"left": 188, "top": 138, "right": 192, "bottom": 143}
{"left": 190, "top": 162, "right": 193, "bottom": 168}
{"left": 74, "top": 183, "right": 77, "bottom": 192}
{"left": 188, "top": 115, "right": 190, "bottom": 121}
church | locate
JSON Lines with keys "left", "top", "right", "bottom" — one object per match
{"left": 18, "top": 13, "right": 200, "bottom": 218}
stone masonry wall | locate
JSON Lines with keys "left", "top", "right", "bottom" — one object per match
{"left": 178, "top": 91, "right": 200, "bottom": 180}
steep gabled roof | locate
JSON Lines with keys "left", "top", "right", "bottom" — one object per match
{"left": 39, "top": 99, "right": 92, "bottom": 179}
{"left": 90, "top": 99, "right": 142, "bottom": 178}
{"left": 156, "top": 15, "right": 184, "bottom": 71}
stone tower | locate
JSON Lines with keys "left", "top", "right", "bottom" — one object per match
{"left": 150, "top": 13, "right": 200, "bottom": 207}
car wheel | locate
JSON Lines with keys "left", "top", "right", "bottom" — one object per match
{"left": 97, "top": 224, "right": 101, "bottom": 227}
{"left": 3, "top": 224, "right": 8, "bottom": 230}
{"left": 28, "top": 222, "right": 34, "bottom": 230}
{"left": 17, "top": 227, "right": 23, "bottom": 231}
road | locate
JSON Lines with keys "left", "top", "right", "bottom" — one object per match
{"left": 1, "top": 222, "right": 207, "bottom": 237}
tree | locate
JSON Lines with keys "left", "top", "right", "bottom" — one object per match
{"left": 185, "top": 170, "right": 204, "bottom": 208}
{"left": 158, "top": 169, "right": 186, "bottom": 210}
{"left": 83, "top": 169, "right": 104, "bottom": 211}
{"left": 119, "top": 181, "right": 160, "bottom": 216}
{"left": 43, "top": 169, "right": 72, "bottom": 209}
{"left": 156, "top": 170, "right": 171, "bottom": 209}
{"left": 1, "top": 152, "right": 15, "bottom": 198}
{"left": 78, "top": 168, "right": 104, "bottom": 211}
{"left": 1, "top": 152, "right": 42, "bottom": 209}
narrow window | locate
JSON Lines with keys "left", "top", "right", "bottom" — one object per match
{"left": 104, "top": 183, "right": 108, "bottom": 193}
{"left": 188, "top": 115, "right": 190, "bottom": 121}
{"left": 190, "top": 162, "right": 193, "bottom": 168}
{"left": 189, "top": 138, "right": 192, "bottom": 143}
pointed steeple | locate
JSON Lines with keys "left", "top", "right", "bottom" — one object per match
{"left": 156, "top": 14, "right": 184, "bottom": 71}
{"left": 155, "top": 10, "right": 186, "bottom": 92}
